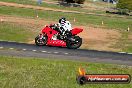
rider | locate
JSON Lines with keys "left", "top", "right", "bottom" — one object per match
{"left": 58, "top": 17, "right": 72, "bottom": 36}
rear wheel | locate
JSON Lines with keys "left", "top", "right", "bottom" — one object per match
{"left": 66, "top": 36, "right": 82, "bottom": 49}
{"left": 35, "top": 35, "right": 48, "bottom": 46}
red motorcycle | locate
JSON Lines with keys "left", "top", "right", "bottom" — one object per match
{"left": 35, "top": 24, "right": 83, "bottom": 49}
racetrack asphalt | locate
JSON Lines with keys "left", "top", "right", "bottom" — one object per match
{"left": 0, "top": 41, "right": 132, "bottom": 66}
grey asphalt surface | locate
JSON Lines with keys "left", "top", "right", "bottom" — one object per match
{"left": 0, "top": 41, "right": 132, "bottom": 66}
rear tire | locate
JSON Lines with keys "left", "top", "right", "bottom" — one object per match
{"left": 66, "top": 36, "right": 82, "bottom": 49}
{"left": 35, "top": 35, "right": 48, "bottom": 46}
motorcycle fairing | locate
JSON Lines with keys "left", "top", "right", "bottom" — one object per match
{"left": 71, "top": 28, "right": 83, "bottom": 35}
{"left": 41, "top": 26, "right": 66, "bottom": 47}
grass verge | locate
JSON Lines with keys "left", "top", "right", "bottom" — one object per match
{"left": 0, "top": 56, "right": 132, "bottom": 88}
{"left": 0, "top": 0, "right": 105, "bottom": 14}
{"left": 0, "top": 22, "right": 36, "bottom": 42}
{"left": 0, "top": 6, "right": 132, "bottom": 30}
{"left": 112, "top": 31, "right": 132, "bottom": 53}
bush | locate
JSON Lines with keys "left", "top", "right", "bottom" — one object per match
{"left": 58, "top": 0, "right": 85, "bottom": 4}
{"left": 117, "top": 0, "right": 132, "bottom": 11}
{"left": 75, "top": 0, "right": 85, "bottom": 4}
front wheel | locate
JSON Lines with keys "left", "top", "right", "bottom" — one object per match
{"left": 66, "top": 36, "right": 82, "bottom": 49}
{"left": 35, "top": 34, "right": 48, "bottom": 46}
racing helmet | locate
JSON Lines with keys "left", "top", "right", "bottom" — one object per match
{"left": 59, "top": 17, "right": 66, "bottom": 23}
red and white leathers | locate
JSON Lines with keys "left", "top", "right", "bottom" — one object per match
{"left": 58, "top": 21, "right": 72, "bottom": 35}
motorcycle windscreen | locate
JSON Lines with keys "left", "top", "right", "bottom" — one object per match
{"left": 71, "top": 28, "right": 83, "bottom": 35}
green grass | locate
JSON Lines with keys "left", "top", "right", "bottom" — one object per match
{"left": 0, "top": 0, "right": 96, "bottom": 13}
{"left": 0, "top": 6, "right": 132, "bottom": 30}
{"left": 112, "top": 31, "right": 132, "bottom": 53}
{"left": 0, "top": 0, "right": 108, "bottom": 14}
{"left": 0, "top": 0, "right": 130, "bottom": 16}
{"left": 0, "top": 56, "right": 132, "bottom": 88}
{"left": 0, "top": 22, "right": 36, "bottom": 42}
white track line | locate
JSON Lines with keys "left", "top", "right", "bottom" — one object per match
{"left": 54, "top": 52, "right": 59, "bottom": 54}
{"left": 9, "top": 48, "right": 14, "bottom": 50}
{"left": 32, "top": 50, "right": 37, "bottom": 52}
{"left": 0, "top": 47, "right": 4, "bottom": 49}
{"left": 22, "top": 49, "right": 27, "bottom": 51}
{"left": 127, "top": 53, "right": 132, "bottom": 55}
{"left": 118, "top": 52, "right": 126, "bottom": 54}
{"left": 41, "top": 51, "right": 47, "bottom": 53}
{"left": 64, "top": 53, "right": 68, "bottom": 55}
{"left": 47, "top": 52, "right": 51, "bottom": 53}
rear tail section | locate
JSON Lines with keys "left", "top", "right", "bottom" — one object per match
{"left": 71, "top": 28, "right": 83, "bottom": 35}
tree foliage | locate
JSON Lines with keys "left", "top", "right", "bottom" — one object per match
{"left": 117, "top": 0, "right": 132, "bottom": 10}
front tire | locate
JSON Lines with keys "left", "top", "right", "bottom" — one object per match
{"left": 66, "top": 36, "right": 82, "bottom": 49}
{"left": 35, "top": 35, "right": 48, "bottom": 46}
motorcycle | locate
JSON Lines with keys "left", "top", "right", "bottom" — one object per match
{"left": 35, "top": 24, "right": 83, "bottom": 49}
